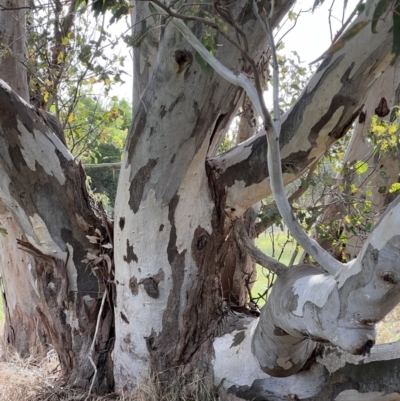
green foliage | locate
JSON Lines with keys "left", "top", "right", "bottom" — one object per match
{"left": 64, "top": 95, "right": 131, "bottom": 214}
{"left": 217, "top": 135, "right": 236, "bottom": 154}
{"left": 367, "top": 108, "right": 400, "bottom": 155}
{"left": 371, "top": 0, "right": 391, "bottom": 33}
{"left": 306, "top": 109, "right": 400, "bottom": 261}
{"left": 194, "top": 52, "right": 214, "bottom": 76}
{"left": 86, "top": 143, "right": 124, "bottom": 214}
{"left": 27, "top": 1, "right": 128, "bottom": 117}
{"left": 64, "top": 96, "right": 131, "bottom": 160}
{"left": 76, "top": 0, "right": 130, "bottom": 20}
{"left": 354, "top": 160, "right": 368, "bottom": 174}
{"left": 252, "top": 232, "right": 300, "bottom": 307}
{"left": 277, "top": 49, "right": 315, "bottom": 111}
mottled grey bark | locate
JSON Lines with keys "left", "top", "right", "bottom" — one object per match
{"left": 208, "top": 13, "right": 394, "bottom": 217}
{"left": 113, "top": 0, "right": 295, "bottom": 388}
{"left": 0, "top": 81, "right": 114, "bottom": 392}
{"left": 0, "top": 0, "right": 43, "bottom": 355}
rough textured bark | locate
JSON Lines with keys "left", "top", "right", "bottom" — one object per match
{"left": 0, "top": 81, "right": 114, "bottom": 392}
{"left": 0, "top": 207, "right": 49, "bottom": 356}
{"left": 221, "top": 96, "right": 259, "bottom": 309}
{"left": 227, "top": 340, "right": 400, "bottom": 400}
{"left": 0, "top": 0, "right": 45, "bottom": 355}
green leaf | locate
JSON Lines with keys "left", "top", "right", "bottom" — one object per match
{"left": 194, "top": 52, "right": 214, "bottom": 76}
{"left": 391, "top": 3, "right": 400, "bottom": 63}
{"left": 92, "top": 0, "right": 106, "bottom": 16}
{"left": 148, "top": 3, "right": 158, "bottom": 24}
{"left": 312, "top": 0, "right": 324, "bottom": 11}
{"left": 371, "top": 0, "right": 391, "bottom": 33}
{"left": 354, "top": 160, "right": 368, "bottom": 174}
{"left": 0, "top": 227, "right": 7, "bottom": 236}
{"left": 357, "top": 3, "right": 365, "bottom": 15}
{"left": 325, "top": 21, "right": 369, "bottom": 57}
{"left": 380, "top": 170, "right": 389, "bottom": 180}
{"left": 75, "top": 0, "right": 88, "bottom": 10}
{"left": 110, "top": 5, "right": 130, "bottom": 25}
{"left": 389, "top": 183, "right": 400, "bottom": 193}
{"left": 365, "top": 222, "right": 374, "bottom": 231}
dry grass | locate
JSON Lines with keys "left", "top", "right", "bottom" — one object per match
{"left": 1, "top": 303, "right": 400, "bottom": 401}
{"left": 376, "top": 304, "right": 400, "bottom": 344}
{"left": 0, "top": 324, "right": 60, "bottom": 401}
{"left": 0, "top": 331, "right": 220, "bottom": 401}
{"left": 29, "top": 373, "right": 221, "bottom": 401}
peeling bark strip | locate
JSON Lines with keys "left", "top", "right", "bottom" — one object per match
{"left": 0, "top": 81, "right": 114, "bottom": 393}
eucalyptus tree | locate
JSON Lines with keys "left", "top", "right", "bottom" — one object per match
{"left": 1, "top": 0, "right": 400, "bottom": 400}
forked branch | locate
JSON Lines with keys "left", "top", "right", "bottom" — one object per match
{"left": 151, "top": 0, "right": 344, "bottom": 276}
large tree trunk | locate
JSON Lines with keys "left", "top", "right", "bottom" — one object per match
{"left": 2, "top": 0, "right": 400, "bottom": 398}
{"left": 113, "top": 0, "right": 295, "bottom": 387}
{"left": 113, "top": 0, "right": 398, "bottom": 392}
{"left": 0, "top": 0, "right": 29, "bottom": 100}
{"left": 0, "top": 83, "right": 114, "bottom": 392}
{"left": 0, "top": 0, "right": 44, "bottom": 354}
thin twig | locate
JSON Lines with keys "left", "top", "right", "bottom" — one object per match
{"left": 328, "top": 0, "right": 336, "bottom": 42}
{"left": 86, "top": 290, "right": 107, "bottom": 399}
{"left": 332, "top": 0, "right": 363, "bottom": 43}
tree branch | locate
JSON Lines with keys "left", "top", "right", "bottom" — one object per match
{"left": 250, "top": 6, "right": 343, "bottom": 276}
{"left": 234, "top": 219, "right": 286, "bottom": 275}
{"left": 254, "top": 161, "right": 319, "bottom": 237}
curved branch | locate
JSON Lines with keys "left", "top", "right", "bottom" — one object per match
{"left": 251, "top": 5, "right": 344, "bottom": 275}
{"left": 254, "top": 161, "right": 319, "bottom": 237}
{"left": 234, "top": 219, "right": 286, "bottom": 275}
